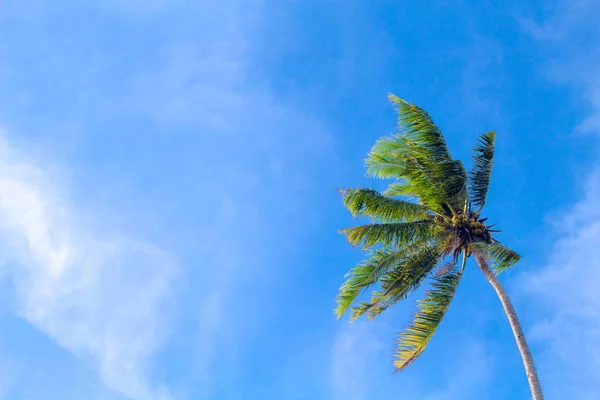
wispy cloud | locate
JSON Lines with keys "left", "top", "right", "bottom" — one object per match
{"left": 2, "top": 1, "right": 334, "bottom": 398}
{"left": 519, "top": 1, "right": 600, "bottom": 398}
{"left": 521, "top": 168, "right": 600, "bottom": 399}
{"left": 0, "top": 132, "right": 175, "bottom": 400}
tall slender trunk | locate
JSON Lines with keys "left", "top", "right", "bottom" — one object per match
{"left": 473, "top": 250, "right": 544, "bottom": 400}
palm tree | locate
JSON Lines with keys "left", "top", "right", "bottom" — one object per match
{"left": 336, "top": 94, "right": 544, "bottom": 399}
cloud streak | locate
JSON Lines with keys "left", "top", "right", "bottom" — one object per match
{"left": 521, "top": 166, "right": 600, "bottom": 399}
{"left": 520, "top": 1, "right": 600, "bottom": 398}
{"left": 1, "top": 0, "right": 335, "bottom": 398}
{"left": 0, "top": 132, "right": 175, "bottom": 400}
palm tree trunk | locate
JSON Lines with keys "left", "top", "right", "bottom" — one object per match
{"left": 473, "top": 249, "right": 544, "bottom": 400}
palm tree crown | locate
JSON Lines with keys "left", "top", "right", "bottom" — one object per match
{"left": 336, "top": 94, "right": 520, "bottom": 372}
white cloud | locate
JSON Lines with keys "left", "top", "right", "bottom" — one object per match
{"left": 520, "top": 166, "right": 600, "bottom": 399}
{"left": 0, "top": 1, "right": 332, "bottom": 398}
{"left": 0, "top": 132, "right": 175, "bottom": 400}
{"left": 519, "top": 1, "right": 600, "bottom": 398}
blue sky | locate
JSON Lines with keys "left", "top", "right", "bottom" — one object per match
{"left": 0, "top": 1, "right": 598, "bottom": 399}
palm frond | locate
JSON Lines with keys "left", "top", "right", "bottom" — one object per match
{"left": 469, "top": 131, "right": 495, "bottom": 211}
{"left": 393, "top": 265, "right": 464, "bottom": 372}
{"left": 350, "top": 244, "right": 442, "bottom": 321}
{"left": 365, "top": 97, "right": 469, "bottom": 215}
{"left": 383, "top": 182, "right": 415, "bottom": 198}
{"left": 339, "top": 221, "right": 435, "bottom": 250}
{"left": 365, "top": 146, "right": 409, "bottom": 180}
{"left": 429, "top": 159, "right": 468, "bottom": 210}
{"left": 387, "top": 94, "right": 452, "bottom": 162}
{"left": 335, "top": 247, "right": 409, "bottom": 319}
{"left": 387, "top": 94, "right": 468, "bottom": 207}
{"left": 384, "top": 182, "right": 453, "bottom": 218}
{"left": 433, "top": 261, "right": 456, "bottom": 278}
{"left": 382, "top": 179, "right": 443, "bottom": 215}
{"left": 489, "top": 240, "right": 520, "bottom": 275}
{"left": 369, "top": 153, "right": 466, "bottom": 215}
{"left": 339, "top": 188, "right": 430, "bottom": 222}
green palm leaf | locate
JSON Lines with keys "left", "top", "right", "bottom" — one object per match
{"left": 339, "top": 220, "right": 435, "bottom": 250}
{"left": 469, "top": 131, "right": 495, "bottom": 211}
{"left": 489, "top": 241, "right": 520, "bottom": 275}
{"left": 371, "top": 158, "right": 445, "bottom": 214}
{"left": 423, "top": 158, "right": 468, "bottom": 212}
{"left": 383, "top": 181, "right": 415, "bottom": 198}
{"left": 365, "top": 95, "right": 468, "bottom": 214}
{"left": 393, "top": 265, "right": 463, "bottom": 372}
{"left": 384, "top": 182, "right": 454, "bottom": 217}
{"left": 335, "top": 247, "right": 409, "bottom": 319}
{"left": 367, "top": 146, "right": 466, "bottom": 215}
{"left": 387, "top": 94, "right": 452, "bottom": 162}
{"left": 339, "top": 188, "right": 430, "bottom": 222}
{"left": 350, "top": 244, "right": 442, "bottom": 321}
{"left": 365, "top": 134, "right": 432, "bottom": 183}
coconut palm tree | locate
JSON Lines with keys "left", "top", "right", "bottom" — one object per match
{"left": 336, "top": 94, "right": 544, "bottom": 399}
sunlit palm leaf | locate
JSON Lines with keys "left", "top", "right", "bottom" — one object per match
{"left": 335, "top": 247, "right": 409, "bottom": 319}
{"left": 383, "top": 181, "right": 416, "bottom": 198}
{"left": 350, "top": 244, "right": 441, "bottom": 321}
{"left": 365, "top": 146, "right": 409, "bottom": 180}
{"left": 339, "top": 221, "right": 435, "bottom": 250}
{"left": 393, "top": 267, "right": 463, "bottom": 372}
{"left": 387, "top": 94, "right": 452, "bottom": 163}
{"left": 369, "top": 151, "right": 465, "bottom": 215}
{"left": 365, "top": 96, "right": 468, "bottom": 214}
{"left": 469, "top": 131, "right": 495, "bottom": 211}
{"left": 339, "top": 188, "right": 430, "bottom": 222}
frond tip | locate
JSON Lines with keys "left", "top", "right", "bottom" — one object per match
{"left": 393, "top": 268, "right": 463, "bottom": 372}
{"left": 489, "top": 241, "right": 520, "bottom": 275}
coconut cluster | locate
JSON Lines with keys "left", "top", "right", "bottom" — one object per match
{"left": 458, "top": 212, "right": 492, "bottom": 243}
{"left": 436, "top": 211, "right": 493, "bottom": 244}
